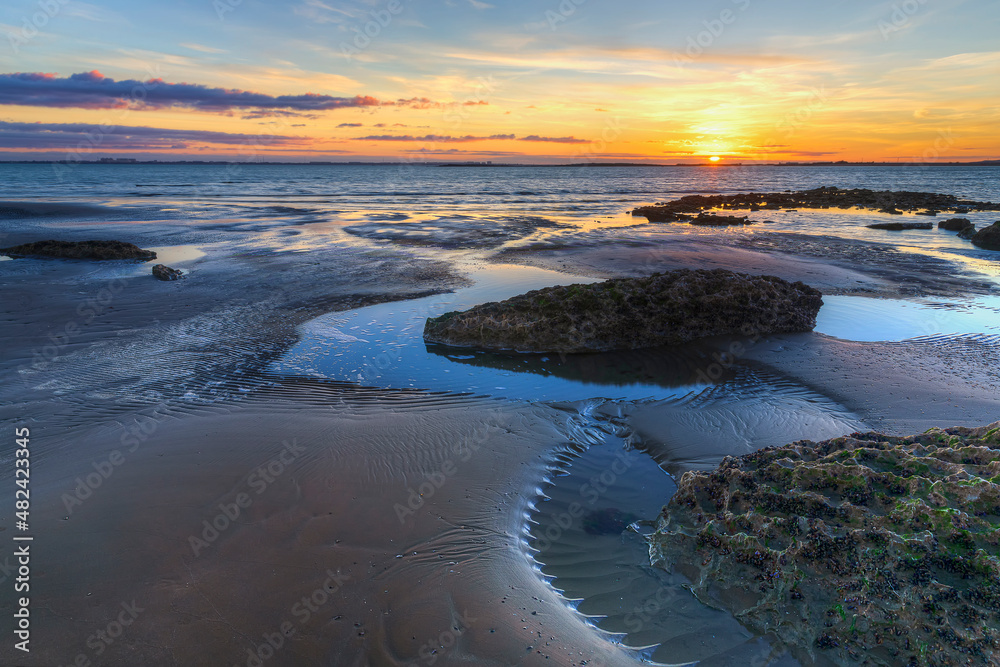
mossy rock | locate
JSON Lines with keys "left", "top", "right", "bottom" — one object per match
{"left": 971, "top": 222, "right": 1000, "bottom": 251}
{"left": 651, "top": 422, "right": 1000, "bottom": 666}
{"left": 423, "top": 269, "right": 823, "bottom": 353}
{"left": 0, "top": 240, "right": 156, "bottom": 261}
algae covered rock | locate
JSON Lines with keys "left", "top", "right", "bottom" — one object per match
{"left": 971, "top": 222, "right": 1000, "bottom": 250}
{"left": 152, "top": 264, "right": 183, "bottom": 281}
{"left": 866, "top": 222, "right": 934, "bottom": 231}
{"left": 938, "top": 218, "right": 972, "bottom": 232}
{"left": 689, "top": 213, "right": 752, "bottom": 226}
{"left": 630, "top": 187, "right": 1000, "bottom": 222}
{"left": 423, "top": 269, "right": 823, "bottom": 353}
{"left": 959, "top": 225, "right": 978, "bottom": 240}
{"left": 0, "top": 239, "right": 156, "bottom": 261}
{"left": 651, "top": 423, "right": 1000, "bottom": 666}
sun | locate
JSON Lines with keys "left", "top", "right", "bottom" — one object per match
{"left": 709, "top": 156, "right": 722, "bottom": 162}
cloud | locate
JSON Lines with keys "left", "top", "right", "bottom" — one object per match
{"left": 356, "top": 134, "right": 516, "bottom": 142}
{"left": 354, "top": 133, "right": 590, "bottom": 144}
{"left": 403, "top": 148, "right": 526, "bottom": 157}
{"left": 0, "top": 71, "right": 454, "bottom": 113}
{"left": 519, "top": 135, "right": 589, "bottom": 144}
{"left": 241, "top": 110, "right": 319, "bottom": 120}
{"left": 180, "top": 43, "right": 227, "bottom": 54}
{"left": 0, "top": 120, "right": 308, "bottom": 150}
{"left": 337, "top": 122, "right": 363, "bottom": 127}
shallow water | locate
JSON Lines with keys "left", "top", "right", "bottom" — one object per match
{"left": 816, "top": 294, "right": 1000, "bottom": 342}
{"left": 528, "top": 435, "right": 800, "bottom": 665}
{"left": 2, "top": 164, "right": 998, "bottom": 666}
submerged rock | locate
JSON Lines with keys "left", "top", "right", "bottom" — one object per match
{"left": 582, "top": 508, "right": 641, "bottom": 535}
{"left": 689, "top": 213, "right": 752, "bottom": 226}
{"left": 651, "top": 423, "right": 1000, "bottom": 666}
{"left": 152, "top": 264, "right": 183, "bottom": 281}
{"left": 939, "top": 218, "right": 973, "bottom": 232}
{"left": 866, "top": 221, "right": 934, "bottom": 231}
{"left": 423, "top": 269, "right": 823, "bottom": 353}
{"left": 959, "top": 225, "right": 979, "bottom": 240}
{"left": 0, "top": 239, "right": 156, "bottom": 261}
{"left": 971, "top": 221, "right": 1000, "bottom": 250}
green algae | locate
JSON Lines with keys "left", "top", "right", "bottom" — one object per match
{"left": 650, "top": 422, "right": 1000, "bottom": 666}
{"left": 423, "top": 268, "right": 823, "bottom": 353}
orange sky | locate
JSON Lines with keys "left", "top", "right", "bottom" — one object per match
{"left": 1, "top": 0, "right": 998, "bottom": 163}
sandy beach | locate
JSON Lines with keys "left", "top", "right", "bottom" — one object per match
{"left": 2, "top": 176, "right": 999, "bottom": 666}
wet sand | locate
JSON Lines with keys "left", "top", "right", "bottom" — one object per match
{"left": 3, "top": 195, "right": 999, "bottom": 666}
{"left": 494, "top": 231, "right": 995, "bottom": 298}
{"left": 2, "top": 389, "right": 642, "bottom": 667}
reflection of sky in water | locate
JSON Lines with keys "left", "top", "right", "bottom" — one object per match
{"left": 272, "top": 265, "right": 701, "bottom": 402}
{"left": 272, "top": 264, "right": 858, "bottom": 427}
{"left": 817, "top": 295, "right": 1000, "bottom": 342}
{"left": 528, "top": 436, "right": 785, "bottom": 663}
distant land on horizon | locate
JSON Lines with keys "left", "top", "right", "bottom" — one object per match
{"left": 3, "top": 159, "right": 999, "bottom": 167}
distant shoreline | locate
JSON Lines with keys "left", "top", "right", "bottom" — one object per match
{"left": 1, "top": 159, "right": 999, "bottom": 167}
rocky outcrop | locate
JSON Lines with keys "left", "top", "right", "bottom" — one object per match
{"left": 971, "top": 221, "right": 1000, "bottom": 250}
{"left": 631, "top": 187, "right": 1000, "bottom": 222}
{"left": 423, "top": 269, "right": 823, "bottom": 353}
{"left": 939, "top": 218, "right": 973, "bottom": 232}
{"left": 866, "top": 221, "right": 934, "bottom": 231}
{"left": 0, "top": 240, "right": 156, "bottom": 261}
{"left": 651, "top": 423, "right": 1000, "bottom": 666}
{"left": 152, "top": 264, "right": 183, "bottom": 281}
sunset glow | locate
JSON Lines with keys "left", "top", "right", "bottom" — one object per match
{"left": 0, "top": 1, "right": 997, "bottom": 163}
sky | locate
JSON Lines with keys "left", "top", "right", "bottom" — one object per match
{"left": 0, "top": 0, "right": 997, "bottom": 163}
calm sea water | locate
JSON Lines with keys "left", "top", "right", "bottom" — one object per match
{"left": 3, "top": 162, "right": 999, "bottom": 220}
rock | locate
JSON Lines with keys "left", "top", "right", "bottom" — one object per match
{"left": 958, "top": 224, "right": 978, "bottom": 240}
{"left": 971, "top": 221, "right": 1000, "bottom": 250}
{"left": 423, "top": 269, "right": 823, "bottom": 353}
{"left": 0, "top": 239, "right": 156, "bottom": 261}
{"left": 152, "top": 264, "right": 183, "bottom": 281}
{"left": 650, "top": 422, "right": 1000, "bottom": 666}
{"left": 630, "top": 187, "right": 1000, "bottom": 221}
{"left": 938, "top": 217, "right": 972, "bottom": 231}
{"left": 689, "top": 213, "right": 752, "bottom": 226}
{"left": 866, "top": 221, "right": 933, "bottom": 231}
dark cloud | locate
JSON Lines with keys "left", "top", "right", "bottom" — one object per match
{"left": 402, "top": 148, "right": 527, "bottom": 156}
{"left": 337, "top": 122, "right": 363, "bottom": 128}
{"left": 519, "top": 135, "right": 588, "bottom": 144}
{"left": 356, "top": 134, "right": 516, "bottom": 143}
{"left": 0, "top": 120, "right": 307, "bottom": 150}
{"left": 241, "top": 110, "right": 319, "bottom": 120}
{"left": 0, "top": 71, "right": 454, "bottom": 113}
